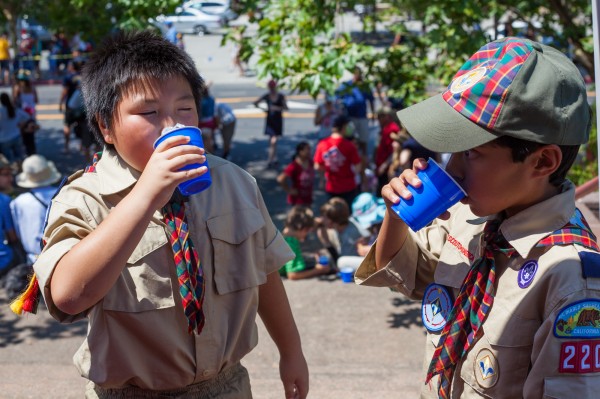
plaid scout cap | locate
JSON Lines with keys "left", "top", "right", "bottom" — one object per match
{"left": 397, "top": 37, "right": 592, "bottom": 152}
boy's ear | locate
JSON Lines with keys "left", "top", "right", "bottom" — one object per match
{"left": 531, "top": 144, "right": 562, "bottom": 179}
{"left": 96, "top": 115, "right": 113, "bottom": 144}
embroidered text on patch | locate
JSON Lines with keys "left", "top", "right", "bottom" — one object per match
{"left": 554, "top": 300, "right": 600, "bottom": 338}
{"left": 447, "top": 234, "right": 474, "bottom": 261}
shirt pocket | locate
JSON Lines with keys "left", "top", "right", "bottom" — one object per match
{"left": 207, "top": 208, "right": 266, "bottom": 295}
{"left": 102, "top": 223, "right": 174, "bottom": 312}
{"left": 543, "top": 375, "right": 600, "bottom": 398}
{"left": 460, "top": 303, "right": 539, "bottom": 396}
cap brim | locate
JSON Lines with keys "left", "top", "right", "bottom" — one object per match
{"left": 396, "top": 94, "right": 501, "bottom": 153}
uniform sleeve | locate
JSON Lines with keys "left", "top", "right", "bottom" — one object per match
{"left": 524, "top": 283, "right": 600, "bottom": 397}
{"left": 33, "top": 191, "right": 99, "bottom": 323}
{"left": 355, "top": 213, "right": 455, "bottom": 300}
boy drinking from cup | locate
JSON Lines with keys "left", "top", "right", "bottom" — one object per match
{"left": 15, "top": 31, "right": 308, "bottom": 398}
{"left": 356, "top": 37, "right": 600, "bottom": 397}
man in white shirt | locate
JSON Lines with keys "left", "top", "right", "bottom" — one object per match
{"left": 10, "top": 155, "right": 61, "bottom": 264}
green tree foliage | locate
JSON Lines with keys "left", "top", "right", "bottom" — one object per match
{"left": 1, "top": 0, "right": 179, "bottom": 47}
{"left": 231, "top": 0, "right": 593, "bottom": 106}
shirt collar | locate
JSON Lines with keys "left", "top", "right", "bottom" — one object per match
{"left": 499, "top": 181, "right": 576, "bottom": 258}
{"left": 95, "top": 148, "right": 140, "bottom": 196}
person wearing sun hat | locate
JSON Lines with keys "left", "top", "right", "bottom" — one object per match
{"left": 335, "top": 192, "right": 386, "bottom": 273}
{"left": 355, "top": 37, "right": 600, "bottom": 398}
{"left": 10, "top": 155, "right": 61, "bottom": 264}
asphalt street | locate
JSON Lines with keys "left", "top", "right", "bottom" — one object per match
{"left": 0, "top": 30, "right": 427, "bottom": 398}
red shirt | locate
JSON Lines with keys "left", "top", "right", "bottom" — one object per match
{"left": 374, "top": 121, "right": 399, "bottom": 169}
{"left": 314, "top": 135, "right": 361, "bottom": 194}
{"left": 283, "top": 160, "right": 315, "bottom": 205}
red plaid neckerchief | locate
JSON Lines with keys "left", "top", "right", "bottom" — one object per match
{"left": 162, "top": 196, "right": 206, "bottom": 335}
{"left": 425, "top": 208, "right": 599, "bottom": 398}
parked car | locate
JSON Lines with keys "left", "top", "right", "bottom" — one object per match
{"left": 154, "top": 7, "right": 224, "bottom": 35}
{"left": 183, "top": 0, "right": 239, "bottom": 25}
{"left": 17, "top": 17, "right": 53, "bottom": 50}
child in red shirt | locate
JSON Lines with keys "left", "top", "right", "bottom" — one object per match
{"left": 277, "top": 141, "right": 315, "bottom": 206}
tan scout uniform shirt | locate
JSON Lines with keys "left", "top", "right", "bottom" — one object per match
{"left": 356, "top": 182, "right": 600, "bottom": 398}
{"left": 34, "top": 149, "right": 294, "bottom": 390}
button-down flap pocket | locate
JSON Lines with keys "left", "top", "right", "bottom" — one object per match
{"left": 103, "top": 224, "right": 174, "bottom": 312}
{"left": 434, "top": 261, "right": 471, "bottom": 290}
{"left": 208, "top": 209, "right": 266, "bottom": 295}
{"left": 207, "top": 208, "right": 265, "bottom": 244}
{"left": 483, "top": 303, "right": 538, "bottom": 347}
{"left": 127, "top": 224, "right": 168, "bottom": 264}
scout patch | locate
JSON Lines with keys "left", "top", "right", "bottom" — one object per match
{"left": 554, "top": 300, "right": 600, "bottom": 338}
{"left": 474, "top": 348, "right": 499, "bottom": 388}
{"left": 559, "top": 340, "right": 600, "bottom": 373}
{"left": 422, "top": 283, "right": 453, "bottom": 332}
{"left": 450, "top": 66, "right": 487, "bottom": 94}
{"left": 517, "top": 260, "right": 538, "bottom": 289}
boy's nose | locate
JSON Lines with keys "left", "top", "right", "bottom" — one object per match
{"left": 161, "top": 116, "right": 176, "bottom": 130}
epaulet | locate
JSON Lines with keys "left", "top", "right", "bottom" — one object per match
{"left": 578, "top": 251, "right": 600, "bottom": 279}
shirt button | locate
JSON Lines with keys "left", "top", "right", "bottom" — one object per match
{"left": 203, "top": 370, "right": 213, "bottom": 377}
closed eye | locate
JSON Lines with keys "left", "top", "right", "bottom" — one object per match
{"left": 139, "top": 111, "right": 157, "bottom": 116}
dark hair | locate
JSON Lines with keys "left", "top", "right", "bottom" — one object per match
{"left": 320, "top": 197, "right": 350, "bottom": 225}
{"left": 492, "top": 135, "right": 580, "bottom": 187}
{"left": 0, "top": 93, "right": 15, "bottom": 118}
{"left": 292, "top": 141, "right": 310, "bottom": 161}
{"left": 332, "top": 114, "right": 349, "bottom": 131}
{"left": 285, "top": 206, "right": 315, "bottom": 231}
{"left": 81, "top": 30, "right": 205, "bottom": 147}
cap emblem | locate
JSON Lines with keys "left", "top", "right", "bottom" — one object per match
{"left": 450, "top": 66, "right": 487, "bottom": 94}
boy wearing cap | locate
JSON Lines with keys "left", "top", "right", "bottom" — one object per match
{"left": 356, "top": 37, "right": 600, "bottom": 398}
{"left": 17, "top": 31, "right": 308, "bottom": 398}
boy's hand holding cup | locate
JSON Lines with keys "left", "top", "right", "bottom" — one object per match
{"left": 153, "top": 124, "right": 212, "bottom": 196}
{"left": 383, "top": 158, "right": 466, "bottom": 232}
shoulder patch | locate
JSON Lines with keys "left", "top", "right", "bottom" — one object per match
{"left": 554, "top": 299, "right": 600, "bottom": 339}
{"left": 579, "top": 251, "right": 600, "bottom": 279}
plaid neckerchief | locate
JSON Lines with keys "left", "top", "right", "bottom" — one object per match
{"left": 425, "top": 208, "right": 599, "bottom": 398}
{"left": 162, "top": 192, "right": 206, "bottom": 335}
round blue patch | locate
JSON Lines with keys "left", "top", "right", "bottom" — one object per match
{"left": 518, "top": 260, "right": 538, "bottom": 289}
{"left": 421, "top": 283, "right": 454, "bottom": 332}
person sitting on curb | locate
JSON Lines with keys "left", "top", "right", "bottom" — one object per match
{"left": 279, "top": 205, "right": 331, "bottom": 280}
{"left": 316, "top": 196, "right": 370, "bottom": 269}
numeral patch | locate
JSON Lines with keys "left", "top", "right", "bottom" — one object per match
{"left": 559, "top": 341, "right": 600, "bottom": 373}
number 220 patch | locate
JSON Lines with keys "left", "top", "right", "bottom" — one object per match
{"left": 559, "top": 341, "right": 600, "bottom": 373}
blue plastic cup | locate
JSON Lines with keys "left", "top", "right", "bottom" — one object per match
{"left": 153, "top": 126, "right": 212, "bottom": 196}
{"left": 339, "top": 267, "right": 354, "bottom": 283}
{"left": 318, "top": 255, "right": 329, "bottom": 266}
{"left": 391, "top": 158, "right": 465, "bottom": 232}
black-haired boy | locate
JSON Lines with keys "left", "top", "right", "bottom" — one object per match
{"left": 29, "top": 30, "right": 308, "bottom": 398}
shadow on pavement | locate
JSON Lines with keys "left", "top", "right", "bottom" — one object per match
{"left": 388, "top": 296, "right": 423, "bottom": 329}
{"left": 0, "top": 295, "right": 87, "bottom": 348}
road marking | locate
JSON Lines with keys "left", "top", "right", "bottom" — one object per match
{"left": 36, "top": 112, "right": 316, "bottom": 121}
